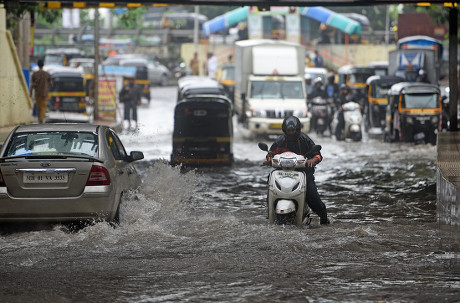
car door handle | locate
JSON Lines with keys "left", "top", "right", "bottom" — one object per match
{"left": 117, "top": 169, "right": 124, "bottom": 175}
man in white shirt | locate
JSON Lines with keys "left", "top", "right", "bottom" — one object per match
{"left": 207, "top": 52, "right": 218, "bottom": 79}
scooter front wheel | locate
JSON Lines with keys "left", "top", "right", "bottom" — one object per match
{"left": 275, "top": 213, "right": 295, "bottom": 225}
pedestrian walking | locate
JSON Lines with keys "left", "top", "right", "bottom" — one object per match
{"left": 119, "top": 76, "right": 141, "bottom": 131}
{"left": 190, "top": 52, "right": 199, "bottom": 76}
{"left": 314, "top": 50, "right": 324, "bottom": 67}
{"left": 207, "top": 52, "right": 218, "bottom": 79}
{"left": 30, "top": 59, "right": 52, "bottom": 123}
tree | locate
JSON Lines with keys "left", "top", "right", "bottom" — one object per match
{"left": 5, "top": 3, "right": 60, "bottom": 29}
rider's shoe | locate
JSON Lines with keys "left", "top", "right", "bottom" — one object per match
{"left": 320, "top": 215, "right": 330, "bottom": 225}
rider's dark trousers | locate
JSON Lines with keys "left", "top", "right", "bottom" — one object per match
{"left": 306, "top": 173, "right": 327, "bottom": 217}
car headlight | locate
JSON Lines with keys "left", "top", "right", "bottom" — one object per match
{"left": 250, "top": 110, "right": 266, "bottom": 117}
{"left": 406, "top": 116, "right": 414, "bottom": 124}
{"left": 293, "top": 110, "right": 308, "bottom": 118}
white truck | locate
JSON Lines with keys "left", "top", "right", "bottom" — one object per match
{"left": 234, "top": 39, "right": 310, "bottom": 135}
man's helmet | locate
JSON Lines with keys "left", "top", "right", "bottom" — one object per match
{"left": 305, "top": 73, "right": 312, "bottom": 81}
{"left": 313, "top": 77, "right": 323, "bottom": 86}
{"left": 282, "top": 116, "right": 302, "bottom": 141}
{"left": 419, "top": 69, "right": 426, "bottom": 76}
{"left": 327, "top": 74, "right": 335, "bottom": 83}
{"left": 340, "top": 83, "right": 350, "bottom": 92}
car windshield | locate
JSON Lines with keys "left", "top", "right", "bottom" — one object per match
{"left": 402, "top": 93, "right": 439, "bottom": 109}
{"left": 349, "top": 72, "right": 374, "bottom": 84}
{"left": 373, "top": 82, "right": 394, "bottom": 98}
{"left": 250, "top": 81, "right": 304, "bottom": 99}
{"left": 52, "top": 77, "right": 84, "bottom": 92}
{"left": 45, "top": 54, "right": 64, "bottom": 65}
{"left": 221, "top": 67, "right": 235, "bottom": 81}
{"left": 4, "top": 131, "right": 98, "bottom": 158}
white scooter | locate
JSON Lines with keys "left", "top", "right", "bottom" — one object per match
{"left": 331, "top": 101, "right": 363, "bottom": 141}
{"left": 258, "top": 143, "right": 322, "bottom": 226}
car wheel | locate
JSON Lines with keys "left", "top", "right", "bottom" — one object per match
{"left": 111, "top": 194, "right": 123, "bottom": 227}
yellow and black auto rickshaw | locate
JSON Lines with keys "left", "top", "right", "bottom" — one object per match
{"left": 384, "top": 82, "right": 441, "bottom": 145}
{"left": 69, "top": 58, "right": 95, "bottom": 98}
{"left": 44, "top": 66, "right": 90, "bottom": 122}
{"left": 338, "top": 65, "right": 375, "bottom": 94}
{"left": 216, "top": 64, "right": 235, "bottom": 102}
{"left": 365, "top": 75, "right": 403, "bottom": 129}
{"left": 171, "top": 95, "right": 233, "bottom": 166}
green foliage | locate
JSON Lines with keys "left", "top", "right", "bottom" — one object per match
{"left": 115, "top": 8, "right": 148, "bottom": 29}
{"left": 5, "top": 3, "right": 60, "bottom": 29}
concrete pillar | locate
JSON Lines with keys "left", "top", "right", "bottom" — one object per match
{"left": 449, "top": 7, "right": 458, "bottom": 131}
{"left": 0, "top": 3, "right": 34, "bottom": 127}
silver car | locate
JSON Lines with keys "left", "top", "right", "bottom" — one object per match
{"left": 0, "top": 124, "right": 144, "bottom": 224}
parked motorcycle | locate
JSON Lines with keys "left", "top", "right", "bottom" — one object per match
{"left": 174, "top": 62, "right": 191, "bottom": 79}
{"left": 258, "top": 142, "right": 322, "bottom": 226}
{"left": 310, "top": 96, "right": 331, "bottom": 136}
{"left": 331, "top": 101, "right": 363, "bottom": 142}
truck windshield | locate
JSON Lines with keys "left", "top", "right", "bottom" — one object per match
{"left": 250, "top": 81, "right": 304, "bottom": 99}
{"left": 402, "top": 93, "right": 439, "bottom": 109}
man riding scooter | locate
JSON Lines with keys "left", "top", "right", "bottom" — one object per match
{"left": 263, "top": 116, "right": 330, "bottom": 225}
{"left": 308, "top": 77, "right": 330, "bottom": 135}
{"left": 335, "top": 84, "right": 356, "bottom": 140}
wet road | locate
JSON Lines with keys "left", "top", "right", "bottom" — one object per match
{"left": 1, "top": 86, "right": 459, "bottom": 302}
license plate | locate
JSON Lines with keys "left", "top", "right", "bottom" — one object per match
{"left": 278, "top": 171, "right": 297, "bottom": 178}
{"left": 269, "top": 123, "right": 282, "bottom": 129}
{"left": 23, "top": 172, "right": 68, "bottom": 183}
{"left": 62, "top": 97, "right": 77, "bottom": 102}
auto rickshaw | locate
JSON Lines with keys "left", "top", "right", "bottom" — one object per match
{"left": 216, "top": 64, "right": 235, "bottom": 102}
{"left": 177, "top": 76, "right": 226, "bottom": 102}
{"left": 120, "top": 58, "right": 151, "bottom": 102}
{"left": 338, "top": 65, "right": 374, "bottom": 95}
{"left": 40, "top": 66, "right": 90, "bottom": 122}
{"left": 171, "top": 95, "right": 233, "bottom": 166}
{"left": 69, "top": 58, "right": 95, "bottom": 100}
{"left": 44, "top": 48, "right": 85, "bottom": 66}
{"left": 384, "top": 82, "right": 441, "bottom": 145}
{"left": 365, "top": 75, "right": 403, "bottom": 130}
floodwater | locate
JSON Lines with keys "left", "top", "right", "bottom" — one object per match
{"left": 1, "top": 86, "right": 459, "bottom": 302}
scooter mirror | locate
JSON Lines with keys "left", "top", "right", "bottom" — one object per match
{"left": 258, "top": 142, "right": 269, "bottom": 151}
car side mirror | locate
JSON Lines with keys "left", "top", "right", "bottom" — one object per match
{"left": 127, "top": 151, "right": 144, "bottom": 162}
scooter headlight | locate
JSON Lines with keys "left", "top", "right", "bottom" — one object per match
{"left": 280, "top": 158, "right": 296, "bottom": 168}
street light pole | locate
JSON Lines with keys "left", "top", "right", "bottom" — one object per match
{"left": 93, "top": 8, "right": 100, "bottom": 121}
{"left": 193, "top": 5, "right": 199, "bottom": 53}
{"left": 449, "top": 7, "right": 458, "bottom": 131}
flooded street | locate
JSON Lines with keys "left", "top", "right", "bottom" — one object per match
{"left": 1, "top": 86, "right": 459, "bottom": 302}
